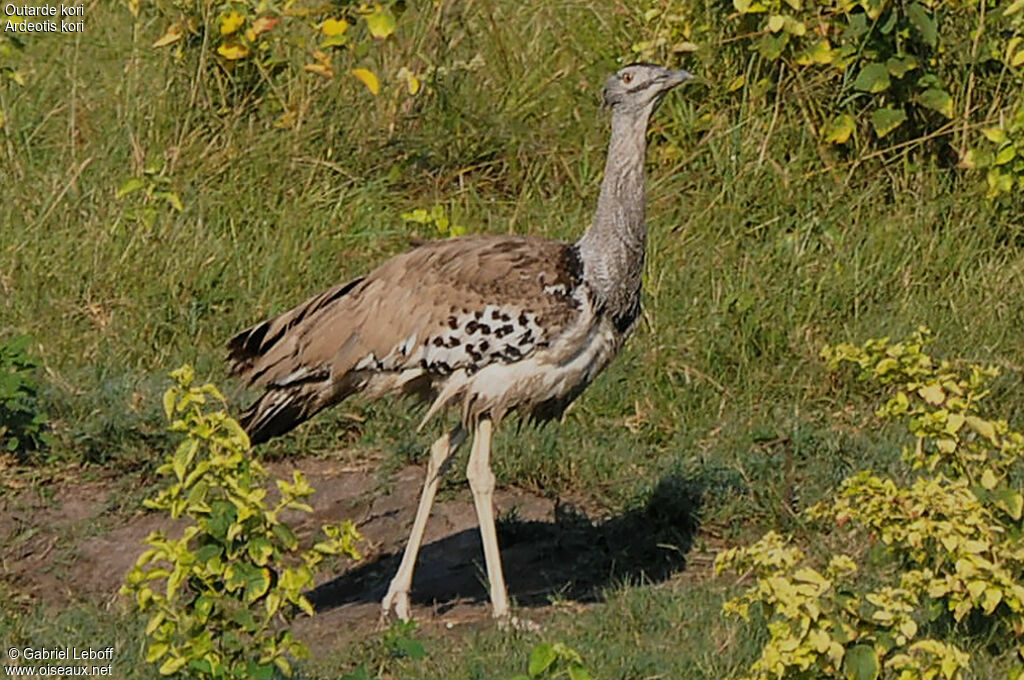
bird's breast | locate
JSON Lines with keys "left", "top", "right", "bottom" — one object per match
{"left": 419, "top": 290, "right": 624, "bottom": 428}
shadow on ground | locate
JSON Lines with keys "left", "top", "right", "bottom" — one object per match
{"left": 1, "top": 457, "right": 709, "bottom": 640}
{"left": 308, "top": 475, "right": 702, "bottom": 615}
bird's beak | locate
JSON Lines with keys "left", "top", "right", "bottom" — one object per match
{"left": 665, "top": 69, "right": 694, "bottom": 89}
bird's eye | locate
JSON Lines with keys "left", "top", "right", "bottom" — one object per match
{"left": 621, "top": 72, "right": 633, "bottom": 84}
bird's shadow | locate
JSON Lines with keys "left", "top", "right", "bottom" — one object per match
{"left": 307, "top": 474, "right": 702, "bottom": 614}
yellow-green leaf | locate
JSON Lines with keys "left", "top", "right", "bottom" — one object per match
{"left": 146, "top": 642, "right": 169, "bottom": 663}
{"left": 162, "top": 389, "right": 176, "bottom": 419}
{"left": 962, "top": 539, "right": 988, "bottom": 553}
{"left": 217, "top": 43, "right": 250, "bottom": 60}
{"left": 735, "top": 0, "right": 768, "bottom": 12}
{"left": 907, "top": 2, "right": 937, "bottom": 47}
{"left": 796, "top": 40, "right": 833, "bottom": 65}
{"left": 154, "top": 191, "right": 183, "bottom": 212}
{"left": 321, "top": 34, "right": 349, "bottom": 48}
{"left": 918, "top": 383, "right": 945, "bottom": 405}
{"left": 919, "top": 88, "right": 953, "bottom": 118}
{"left": 823, "top": 114, "right": 855, "bottom": 144}
{"left": 886, "top": 55, "right": 918, "bottom": 78}
{"left": 145, "top": 612, "right": 165, "bottom": 636}
{"left": 117, "top": 177, "right": 146, "bottom": 199}
{"left": 727, "top": 74, "right": 746, "bottom": 92}
{"left": 219, "top": 11, "right": 245, "bottom": 36}
{"left": 854, "top": 62, "right": 891, "bottom": 93}
{"left": 364, "top": 6, "right": 396, "bottom": 39}
{"left": 274, "top": 656, "right": 293, "bottom": 676}
{"left": 981, "top": 468, "right": 998, "bottom": 490}
{"left": 995, "top": 145, "right": 1017, "bottom": 165}
{"left": 807, "top": 628, "right": 831, "bottom": 653}
{"left": 321, "top": 18, "right": 349, "bottom": 36}
{"left": 987, "top": 169, "right": 1014, "bottom": 197}
{"left": 767, "top": 14, "right": 785, "bottom": 32}
{"left": 784, "top": 17, "right": 806, "bottom": 35}
{"left": 982, "top": 587, "right": 1003, "bottom": 613}
{"left": 843, "top": 644, "right": 880, "bottom": 680}
{"left": 351, "top": 68, "right": 380, "bottom": 95}
{"left": 793, "top": 567, "right": 827, "bottom": 584}
{"left": 982, "top": 127, "right": 1008, "bottom": 144}
{"left": 994, "top": 488, "right": 1024, "bottom": 520}
{"left": 159, "top": 656, "right": 187, "bottom": 676}
{"left": 965, "top": 415, "right": 997, "bottom": 443}
{"left": 529, "top": 643, "right": 557, "bottom": 676}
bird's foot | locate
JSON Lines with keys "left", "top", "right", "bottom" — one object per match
{"left": 380, "top": 588, "right": 412, "bottom": 625}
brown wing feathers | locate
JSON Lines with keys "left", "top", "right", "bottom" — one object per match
{"left": 227, "top": 276, "right": 365, "bottom": 384}
{"left": 228, "top": 236, "right": 584, "bottom": 444}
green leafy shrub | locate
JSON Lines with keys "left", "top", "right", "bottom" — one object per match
{"left": 512, "top": 642, "right": 594, "bottom": 680}
{"left": 133, "top": 0, "right": 417, "bottom": 117}
{"left": 0, "top": 335, "right": 52, "bottom": 458}
{"left": 636, "top": 0, "right": 1024, "bottom": 191}
{"left": 115, "top": 159, "right": 185, "bottom": 231}
{"left": 729, "top": 0, "right": 1023, "bottom": 144}
{"left": 121, "top": 365, "right": 362, "bottom": 678}
{"left": 964, "top": 106, "right": 1024, "bottom": 199}
{"left": 730, "top": 0, "right": 962, "bottom": 139}
{"left": 717, "top": 329, "right": 1024, "bottom": 679}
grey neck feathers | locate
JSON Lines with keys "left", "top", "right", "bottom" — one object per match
{"left": 576, "top": 104, "right": 654, "bottom": 327}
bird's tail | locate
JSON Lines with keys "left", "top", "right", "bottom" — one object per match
{"left": 227, "top": 276, "right": 366, "bottom": 445}
{"left": 239, "top": 381, "right": 324, "bottom": 445}
{"left": 226, "top": 276, "right": 365, "bottom": 386}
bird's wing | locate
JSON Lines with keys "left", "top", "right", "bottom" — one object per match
{"left": 228, "top": 235, "right": 585, "bottom": 392}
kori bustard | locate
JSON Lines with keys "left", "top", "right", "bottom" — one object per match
{"left": 227, "top": 63, "right": 692, "bottom": 621}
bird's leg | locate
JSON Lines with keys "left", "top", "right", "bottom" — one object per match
{"left": 381, "top": 425, "right": 466, "bottom": 622}
{"left": 466, "top": 417, "right": 511, "bottom": 620}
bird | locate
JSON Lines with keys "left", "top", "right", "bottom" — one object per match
{"left": 226, "top": 63, "right": 693, "bottom": 622}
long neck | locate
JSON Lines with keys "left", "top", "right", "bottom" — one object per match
{"left": 576, "top": 107, "right": 652, "bottom": 326}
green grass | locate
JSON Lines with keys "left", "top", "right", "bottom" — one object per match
{"left": 2, "top": 0, "right": 1024, "bottom": 677}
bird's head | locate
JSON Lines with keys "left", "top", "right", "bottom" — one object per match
{"left": 603, "top": 63, "right": 693, "bottom": 115}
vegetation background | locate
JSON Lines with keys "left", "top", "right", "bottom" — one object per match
{"left": 1, "top": 0, "right": 1022, "bottom": 677}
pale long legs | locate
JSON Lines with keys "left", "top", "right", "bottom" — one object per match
{"left": 465, "top": 417, "right": 510, "bottom": 619}
{"left": 381, "top": 425, "right": 466, "bottom": 621}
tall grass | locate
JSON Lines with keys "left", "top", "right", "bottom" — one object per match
{"left": 3, "top": 0, "right": 1022, "bottom": 496}
{"left": 2, "top": 1, "right": 1023, "bottom": 677}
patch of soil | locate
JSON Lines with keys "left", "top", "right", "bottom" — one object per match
{"left": 1, "top": 458, "right": 703, "bottom": 643}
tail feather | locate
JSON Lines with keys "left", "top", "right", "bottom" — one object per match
{"left": 238, "top": 371, "right": 363, "bottom": 445}
{"left": 227, "top": 276, "right": 365, "bottom": 382}
{"left": 240, "top": 385, "right": 321, "bottom": 445}
{"left": 228, "top": 276, "right": 367, "bottom": 444}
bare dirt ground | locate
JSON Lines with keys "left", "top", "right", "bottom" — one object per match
{"left": 1, "top": 457, "right": 704, "bottom": 647}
